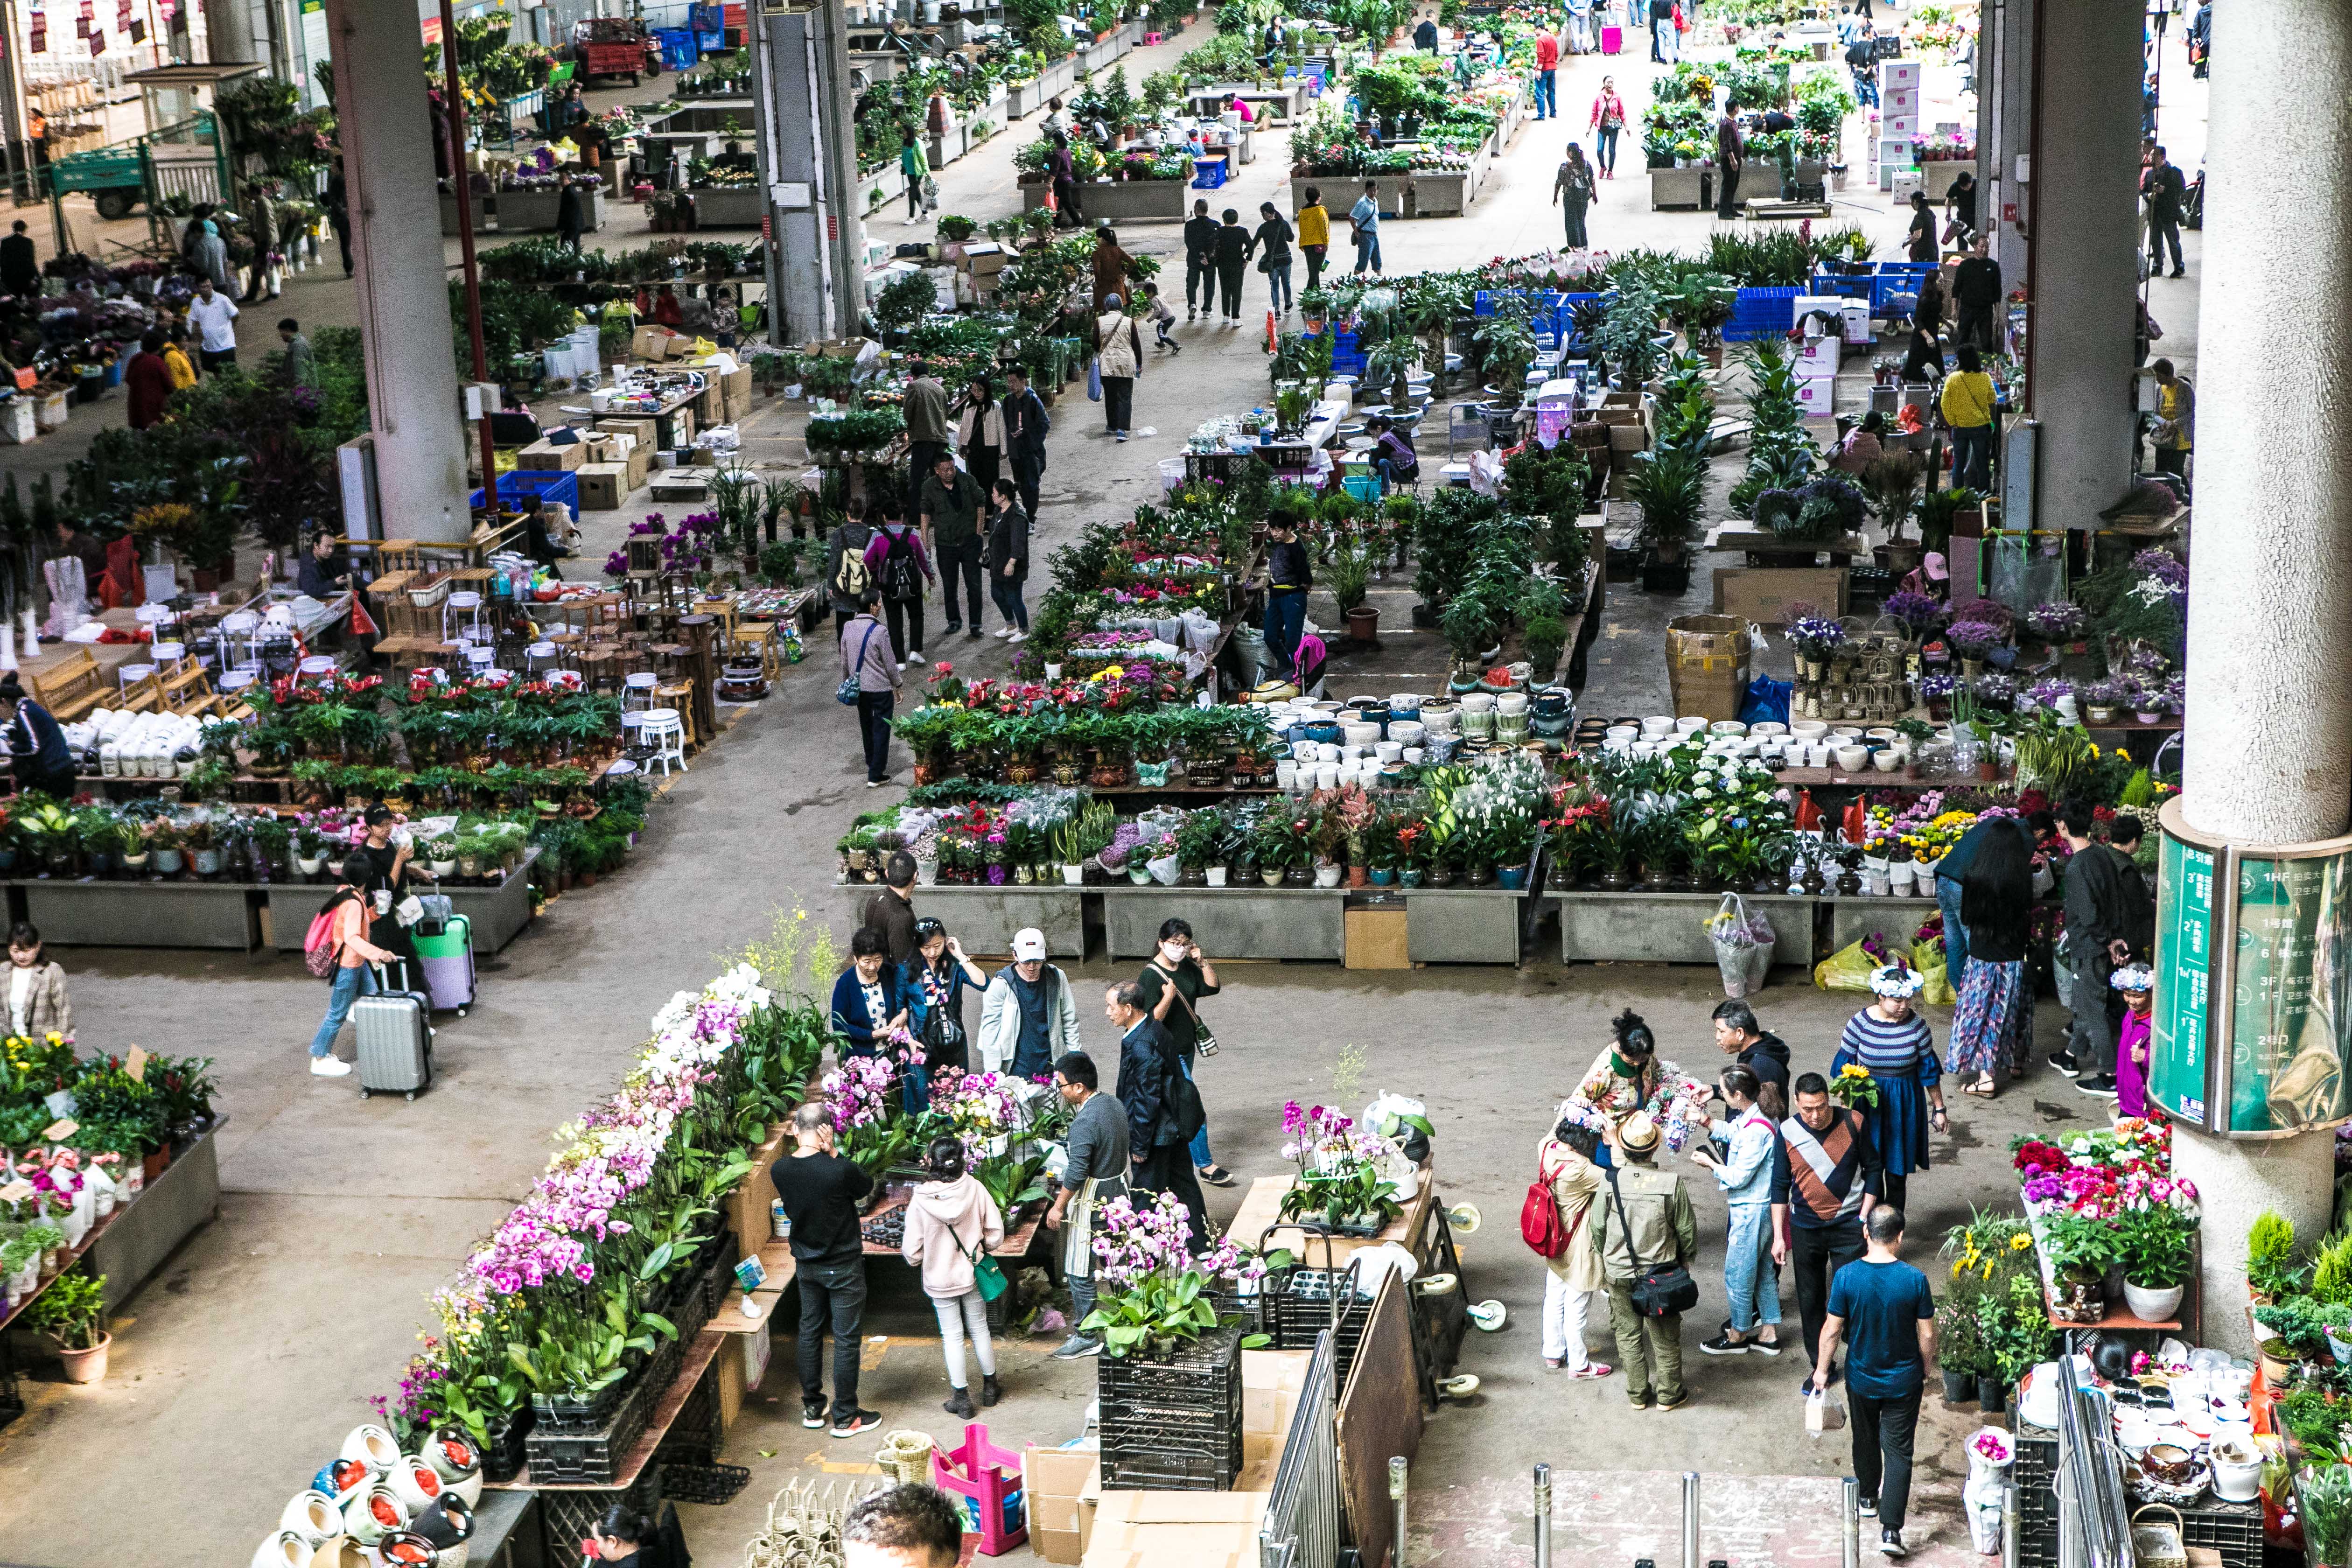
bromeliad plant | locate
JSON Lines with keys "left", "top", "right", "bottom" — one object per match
{"left": 1081, "top": 1190, "right": 1279, "bottom": 1358}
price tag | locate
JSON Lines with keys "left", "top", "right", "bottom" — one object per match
{"left": 0, "top": 1181, "right": 31, "bottom": 1204}
{"left": 125, "top": 1046, "right": 147, "bottom": 1083}
{"left": 42, "top": 1118, "right": 76, "bottom": 1142}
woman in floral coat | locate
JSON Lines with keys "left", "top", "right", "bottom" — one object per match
{"left": 1565, "top": 1009, "right": 1661, "bottom": 1167}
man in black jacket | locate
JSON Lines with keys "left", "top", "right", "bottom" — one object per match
{"left": 1711, "top": 1000, "right": 1790, "bottom": 1097}
{"left": 1001, "top": 366, "right": 1050, "bottom": 521}
{"left": 2141, "top": 146, "right": 2187, "bottom": 278}
{"left": 1108, "top": 980, "right": 1206, "bottom": 1248}
{"left": 1183, "top": 198, "right": 1219, "bottom": 322}
{"left": 1951, "top": 235, "right": 2003, "bottom": 353}
{"left": 771, "top": 1101, "right": 881, "bottom": 1436}
{"left": 0, "top": 220, "right": 38, "bottom": 298}
{"left": 2052, "top": 800, "right": 2135, "bottom": 1099}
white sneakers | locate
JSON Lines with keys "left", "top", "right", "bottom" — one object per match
{"left": 1008, "top": 630, "right": 1028, "bottom": 644}
{"left": 909, "top": 649, "right": 927, "bottom": 664}
{"left": 310, "top": 1056, "right": 352, "bottom": 1077}
{"left": 895, "top": 660, "right": 907, "bottom": 671}
{"left": 994, "top": 626, "right": 1016, "bottom": 639}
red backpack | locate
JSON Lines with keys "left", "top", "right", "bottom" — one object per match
{"left": 1520, "top": 1152, "right": 1576, "bottom": 1259}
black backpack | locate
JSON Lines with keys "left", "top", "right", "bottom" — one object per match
{"left": 1162, "top": 1032, "right": 1206, "bottom": 1143}
{"left": 879, "top": 528, "right": 922, "bottom": 602}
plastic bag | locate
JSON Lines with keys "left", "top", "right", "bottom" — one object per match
{"left": 1813, "top": 938, "right": 1883, "bottom": 993}
{"left": 1706, "top": 894, "right": 1776, "bottom": 998}
{"left": 1805, "top": 1388, "right": 1847, "bottom": 1434}
{"left": 1737, "top": 675, "right": 1792, "bottom": 728}
{"left": 1987, "top": 530, "right": 2066, "bottom": 617}
{"left": 1913, "top": 939, "right": 1955, "bottom": 1008}
{"left": 1087, "top": 357, "right": 1103, "bottom": 401}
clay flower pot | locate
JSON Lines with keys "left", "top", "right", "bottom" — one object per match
{"left": 56, "top": 1331, "right": 110, "bottom": 1384}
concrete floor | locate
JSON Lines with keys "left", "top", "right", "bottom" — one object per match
{"left": 0, "top": 23, "right": 2207, "bottom": 1567}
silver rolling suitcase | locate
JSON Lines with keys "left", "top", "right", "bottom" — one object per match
{"left": 355, "top": 960, "right": 434, "bottom": 1101}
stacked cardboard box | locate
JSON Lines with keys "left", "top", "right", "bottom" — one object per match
{"left": 516, "top": 436, "right": 587, "bottom": 472}
{"left": 1078, "top": 1349, "right": 1309, "bottom": 1568}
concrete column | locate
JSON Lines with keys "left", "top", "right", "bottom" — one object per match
{"left": 2167, "top": 0, "right": 2352, "bottom": 1353}
{"left": 324, "top": 0, "right": 470, "bottom": 543}
{"left": 202, "top": 0, "right": 256, "bottom": 62}
{"left": 755, "top": 0, "right": 866, "bottom": 344}
{"left": 2025, "top": 0, "right": 2140, "bottom": 530}
{"left": 1975, "top": 0, "right": 2030, "bottom": 286}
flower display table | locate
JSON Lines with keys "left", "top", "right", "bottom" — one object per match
{"left": 266, "top": 851, "right": 539, "bottom": 958}
{"left": 1558, "top": 891, "right": 1819, "bottom": 966}
{"left": 1101, "top": 885, "right": 1346, "bottom": 962}
{"left": 1824, "top": 895, "right": 1939, "bottom": 951}
{"left": 838, "top": 883, "right": 1086, "bottom": 958}
{"left": 85, "top": 1118, "right": 224, "bottom": 1313}
{"left": 1227, "top": 1167, "right": 1436, "bottom": 1270}
{"left": 17, "top": 878, "right": 259, "bottom": 949}
{"left": 1402, "top": 884, "right": 1532, "bottom": 964}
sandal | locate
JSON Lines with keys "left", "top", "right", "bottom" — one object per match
{"left": 1570, "top": 1363, "right": 1615, "bottom": 1379}
{"left": 1196, "top": 1165, "right": 1236, "bottom": 1187}
{"left": 1964, "top": 1077, "right": 1998, "bottom": 1097}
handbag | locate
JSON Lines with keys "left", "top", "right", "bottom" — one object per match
{"left": 1605, "top": 1168, "right": 1699, "bottom": 1317}
{"left": 837, "top": 622, "right": 878, "bottom": 706}
{"left": 1147, "top": 961, "right": 1217, "bottom": 1056}
{"left": 956, "top": 1226, "right": 1008, "bottom": 1301}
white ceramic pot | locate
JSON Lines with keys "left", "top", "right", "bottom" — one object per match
{"left": 1750, "top": 721, "right": 1787, "bottom": 737}
{"left": 1495, "top": 691, "right": 1529, "bottom": 717}
{"left": 1374, "top": 741, "right": 1402, "bottom": 763}
{"left": 2123, "top": 1281, "right": 2184, "bottom": 1323}
{"left": 423, "top": 1432, "right": 484, "bottom": 1505}
{"left": 1061, "top": 864, "right": 1084, "bottom": 885}
{"left": 389, "top": 1457, "right": 446, "bottom": 1513}
{"left": 1290, "top": 739, "right": 1317, "bottom": 761}
{"left": 1640, "top": 716, "right": 1673, "bottom": 736}
{"left": 1709, "top": 720, "right": 1746, "bottom": 735}
{"left": 1835, "top": 745, "right": 1869, "bottom": 772}
{"left": 1605, "top": 724, "right": 1637, "bottom": 741}
{"left": 1316, "top": 742, "right": 1341, "bottom": 763}
{"left": 250, "top": 1532, "right": 313, "bottom": 1568}
{"left": 1206, "top": 867, "right": 1228, "bottom": 887}
{"left": 1389, "top": 721, "right": 1424, "bottom": 746}
{"left": 1341, "top": 721, "right": 1381, "bottom": 747}
{"left": 1459, "top": 691, "right": 1496, "bottom": 714}
{"left": 1314, "top": 862, "right": 1343, "bottom": 888}
{"left": 343, "top": 1484, "right": 406, "bottom": 1545}
{"left": 1872, "top": 748, "right": 1902, "bottom": 772}
{"left": 1420, "top": 705, "right": 1459, "bottom": 736}
{"left": 280, "top": 1491, "right": 343, "bottom": 1545}
{"left": 1316, "top": 763, "right": 1340, "bottom": 788}
{"left": 342, "top": 1425, "right": 402, "bottom": 1474}
{"left": 2210, "top": 1433, "right": 2263, "bottom": 1501}
{"left": 1790, "top": 719, "right": 1829, "bottom": 739}
{"left": 1675, "top": 716, "right": 1707, "bottom": 733}
{"left": 1402, "top": 747, "right": 1424, "bottom": 763}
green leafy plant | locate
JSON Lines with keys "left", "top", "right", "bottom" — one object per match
{"left": 28, "top": 1264, "right": 106, "bottom": 1350}
{"left": 2116, "top": 1203, "right": 2197, "bottom": 1291}
{"left": 2252, "top": 1210, "right": 2304, "bottom": 1299}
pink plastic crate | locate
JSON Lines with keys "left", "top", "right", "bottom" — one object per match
{"left": 931, "top": 1422, "right": 1029, "bottom": 1556}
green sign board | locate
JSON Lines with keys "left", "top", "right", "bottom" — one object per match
{"left": 2152, "top": 799, "right": 2352, "bottom": 1136}
{"left": 2149, "top": 829, "right": 2213, "bottom": 1122}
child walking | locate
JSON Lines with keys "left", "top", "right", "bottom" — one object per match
{"left": 901, "top": 1135, "right": 1007, "bottom": 1416}
{"left": 1142, "top": 282, "right": 1180, "bottom": 353}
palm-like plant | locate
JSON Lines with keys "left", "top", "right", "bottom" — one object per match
{"left": 1627, "top": 445, "right": 1707, "bottom": 563}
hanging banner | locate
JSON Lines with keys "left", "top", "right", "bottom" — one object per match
{"left": 87, "top": 25, "right": 102, "bottom": 51}
{"left": 28, "top": 0, "right": 46, "bottom": 53}
{"left": 2151, "top": 797, "right": 2352, "bottom": 1136}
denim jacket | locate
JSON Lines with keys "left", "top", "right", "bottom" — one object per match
{"left": 1710, "top": 1107, "right": 1778, "bottom": 1208}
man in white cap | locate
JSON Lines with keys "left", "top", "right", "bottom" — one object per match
{"left": 977, "top": 927, "right": 1080, "bottom": 1078}
{"left": 1590, "top": 1109, "right": 1699, "bottom": 1411}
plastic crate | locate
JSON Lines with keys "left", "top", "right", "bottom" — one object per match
{"left": 1191, "top": 158, "right": 1228, "bottom": 189}
{"left": 525, "top": 1375, "right": 654, "bottom": 1486}
{"left": 662, "top": 1462, "right": 751, "bottom": 1505}
{"left": 471, "top": 469, "right": 579, "bottom": 514}
{"left": 2012, "top": 1434, "right": 2258, "bottom": 1568}
{"left": 1870, "top": 263, "right": 1937, "bottom": 313}
{"left": 1808, "top": 269, "right": 1876, "bottom": 301}
{"left": 655, "top": 27, "right": 700, "bottom": 68}
{"left": 538, "top": 1470, "right": 660, "bottom": 1561}
{"left": 1097, "top": 1324, "right": 1245, "bottom": 1491}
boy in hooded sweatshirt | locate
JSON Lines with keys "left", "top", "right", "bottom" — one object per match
{"left": 902, "top": 1134, "right": 1008, "bottom": 1415}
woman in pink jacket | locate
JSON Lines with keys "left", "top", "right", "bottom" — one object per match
{"left": 902, "top": 1135, "right": 1008, "bottom": 1416}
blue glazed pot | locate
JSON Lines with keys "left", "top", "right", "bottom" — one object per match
{"left": 1495, "top": 864, "right": 1530, "bottom": 890}
{"left": 1367, "top": 868, "right": 1396, "bottom": 886}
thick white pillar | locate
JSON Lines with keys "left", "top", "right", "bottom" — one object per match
{"left": 2027, "top": 0, "right": 2140, "bottom": 531}
{"left": 326, "top": 0, "right": 470, "bottom": 544}
{"left": 2168, "top": 0, "right": 2352, "bottom": 1353}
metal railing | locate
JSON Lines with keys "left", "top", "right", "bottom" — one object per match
{"left": 1259, "top": 1330, "right": 1338, "bottom": 1568}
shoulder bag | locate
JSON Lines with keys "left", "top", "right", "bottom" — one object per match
{"left": 837, "top": 622, "right": 878, "bottom": 706}
{"left": 954, "top": 1222, "right": 1009, "bottom": 1301}
{"left": 1605, "top": 1169, "right": 1699, "bottom": 1317}
{"left": 1146, "top": 961, "right": 1218, "bottom": 1056}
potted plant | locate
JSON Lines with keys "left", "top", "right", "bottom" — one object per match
{"left": 2040, "top": 1212, "right": 2120, "bottom": 1323}
{"left": 1172, "top": 808, "right": 1227, "bottom": 888}
{"left": 2256, "top": 1297, "right": 2336, "bottom": 1380}
{"left": 2078, "top": 678, "right": 2126, "bottom": 727}
{"left": 2117, "top": 1202, "right": 2196, "bottom": 1324}
{"left": 1333, "top": 543, "right": 1376, "bottom": 644}
{"left": 427, "top": 837, "right": 460, "bottom": 879}
{"left": 28, "top": 1264, "right": 110, "bottom": 1383}
{"left": 1627, "top": 445, "right": 1705, "bottom": 592}
{"left": 1933, "top": 1292, "right": 1986, "bottom": 1404}
{"left": 2250, "top": 1210, "right": 2304, "bottom": 1305}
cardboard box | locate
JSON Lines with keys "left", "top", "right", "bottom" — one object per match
{"left": 624, "top": 443, "right": 651, "bottom": 490}
{"left": 1877, "top": 57, "right": 1921, "bottom": 90}
{"left": 517, "top": 437, "right": 586, "bottom": 472}
{"left": 1607, "top": 421, "right": 1648, "bottom": 452}
{"left": 1882, "top": 84, "right": 1920, "bottom": 115}
{"left": 598, "top": 415, "right": 658, "bottom": 447}
{"left": 725, "top": 1126, "right": 786, "bottom": 1249}
{"left": 1881, "top": 113, "right": 1921, "bottom": 140}
{"left": 1344, "top": 906, "right": 1409, "bottom": 970}
{"left": 1027, "top": 1445, "right": 1100, "bottom": 1564}
{"left": 1665, "top": 614, "right": 1752, "bottom": 723}
{"left": 1713, "top": 565, "right": 1849, "bottom": 626}
{"left": 1243, "top": 1347, "right": 1309, "bottom": 1436}
{"left": 575, "top": 462, "right": 629, "bottom": 511}
{"left": 960, "top": 240, "right": 1008, "bottom": 275}
{"left": 1793, "top": 376, "right": 1835, "bottom": 416}
{"left": 1794, "top": 336, "right": 1840, "bottom": 373}
{"left": 632, "top": 325, "right": 685, "bottom": 361}
{"left": 1083, "top": 1491, "right": 1269, "bottom": 1568}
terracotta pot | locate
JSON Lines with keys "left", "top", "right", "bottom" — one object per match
{"left": 1345, "top": 864, "right": 1368, "bottom": 888}
{"left": 142, "top": 1147, "right": 167, "bottom": 1182}
{"left": 1345, "top": 605, "right": 1379, "bottom": 644}
{"left": 56, "top": 1331, "right": 109, "bottom": 1384}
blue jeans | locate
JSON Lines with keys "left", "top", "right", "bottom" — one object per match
{"left": 1935, "top": 874, "right": 1970, "bottom": 991}
{"left": 1533, "top": 69, "right": 1556, "bottom": 117}
{"left": 991, "top": 576, "right": 1029, "bottom": 632}
{"left": 1352, "top": 231, "right": 1382, "bottom": 274}
{"left": 1724, "top": 1203, "right": 1783, "bottom": 1335}
{"left": 1181, "top": 1056, "right": 1213, "bottom": 1168}
{"left": 1264, "top": 588, "right": 1307, "bottom": 678}
{"left": 1267, "top": 260, "right": 1293, "bottom": 313}
{"left": 1854, "top": 70, "right": 1879, "bottom": 107}
{"left": 309, "top": 964, "right": 379, "bottom": 1057}
{"left": 903, "top": 1062, "right": 931, "bottom": 1116}
{"left": 1596, "top": 125, "right": 1620, "bottom": 174}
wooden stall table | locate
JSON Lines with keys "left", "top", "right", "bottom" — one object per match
{"left": 859, "top": 1184, "right": 1047, "bottom": 1261}
{"left": 675, "top": 612, "right": 721, "bottom": 745}
{"left": 1227, "top": 1162, "right": 1437, "bottom": 1271}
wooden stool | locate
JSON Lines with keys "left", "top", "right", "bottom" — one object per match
{"left": 651, "top": 642, "right": 692, "bottom": 682}
{"left": 580, "top": 644, "right": 622, "bottom": 692}
{"left": 675, "top": 612, "right": 721, "bottom": 748}
{"left": 735, "top": 620, "right": 779, "bottom": 679}
{"left": 615, "top": 645, "right": 652, "bottom": 681}
{"left": 653, "top": 680, "right": 697, "bottom": 748}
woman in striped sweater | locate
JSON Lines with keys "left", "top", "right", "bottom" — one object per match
{"left": 1832, "top": 966, "right": 1949, "bottom": 1212}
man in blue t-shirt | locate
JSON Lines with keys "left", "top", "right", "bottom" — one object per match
{"left": 1812, "top": 1205, "right": 1936, "bottom": 1559}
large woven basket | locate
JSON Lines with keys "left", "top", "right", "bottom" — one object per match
{"left": 875, "top": 1430, "right": 937, "bottom": 1488}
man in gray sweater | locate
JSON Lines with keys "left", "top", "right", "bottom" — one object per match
{"left": 1044, "top": 1050, "right": 1127, "bottom": 1358}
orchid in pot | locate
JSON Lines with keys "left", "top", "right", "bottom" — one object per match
{"left": 1080, "top": 1190, "right": 1277, "bottom": 1359}
{"left": 1277, "top": 1101, "right": 1400, "bottom": 1234}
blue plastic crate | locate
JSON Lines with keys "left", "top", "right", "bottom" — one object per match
{"left": 1190, "top": 157, "right": 1227, "bottom": 189}
{"left": 1807, "top": 270, "right": 1875, "bottom": 300}
{"left": 1870, "top": 263, "right": 1937, "bottom": 313}
{"left": 654, "top": 27, "right": 699, "bottom": 68}
{"left": 1329, "top": 350, "right": 1367, "bottom": 377}
{"left": 471, "top": 469, "right": 579, "bottom": 514}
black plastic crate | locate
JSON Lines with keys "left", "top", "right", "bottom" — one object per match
{"left": 1264, "top": 1267, "right": 1372, "bottom": 1351}
{"left": 663, "top": 1462, "right": 751, "bottom": 1505}
{"left": 525, "top": 1376, "right": 654, "bottom": 1486}
{"left": 530, "top": 1378, "right": 629, "bottom": 1435}
{"left": 702, "top": 1230, "right": 741, "bottom": 1317}
{"left": 1097, "top": 1325, "right": 1244, "bottom": 1491}
{"left": 538, "top": 1470, "right": 660, "bottom": 1561}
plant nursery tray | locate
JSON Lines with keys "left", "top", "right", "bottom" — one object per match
{"left": 490, "top": 1326, "right": 727, "bottom": 1491}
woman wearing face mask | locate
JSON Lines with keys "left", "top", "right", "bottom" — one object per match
{"left": 1132, "top": 917, "right": 1230, "bottom": 1187}
{"left": 4, "top": 922, "right": 69, "bottom": 1040}
{"left": 348, "top": 804, "right": 426, "bottom": 976}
